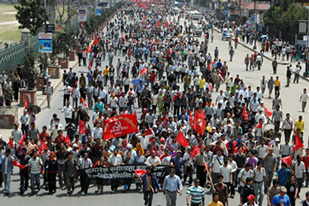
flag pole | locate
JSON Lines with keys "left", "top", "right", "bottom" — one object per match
{"left": 203, "top": 158, "right": 215, "bottom": 191}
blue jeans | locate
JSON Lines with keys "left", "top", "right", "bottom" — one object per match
{"left": 31, "top": 173, "right": 40, "bottom": 193}
{"left": 253, "top": 182, "right": 264, "bottom": 206}
{"left": 4, "top": 173, "right": 11, "bottom": 193}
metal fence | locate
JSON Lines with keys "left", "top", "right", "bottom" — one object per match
{"left": 0, "top": 35, "right": 38, "bottom": 72}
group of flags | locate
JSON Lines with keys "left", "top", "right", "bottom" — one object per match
{"left": 174, "top": 109, "right": 206, "bottom": 149}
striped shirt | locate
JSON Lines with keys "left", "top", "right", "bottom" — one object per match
{"left": 186, "top": 186, "right": 205, "bottom": 204}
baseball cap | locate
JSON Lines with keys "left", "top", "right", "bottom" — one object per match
{"left": 275, "top": 138, "right": 280, "bottom": 142}
{"left": 247, "top": 194, "right": 255, "bottom": 201}
{"left": 280, "top": 186, "right": 287, "bottom": 193}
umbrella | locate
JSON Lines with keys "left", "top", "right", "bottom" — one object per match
{"left": 132, "top": 78, "right": 145, "bottom": 85}
{"left": 260, "top": 35, "right": 268, "bottom": 39}
{"left": 28, "top": 104, "right": 41, "bottom": 114}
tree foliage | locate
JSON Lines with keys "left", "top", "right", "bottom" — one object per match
{"left": 263, "top": 0, "right": 308, "bottom": 36}
{"left": 85, "top": 2, "right": 124, "bottom": 35}
{"left": 15, "top": 0, "right": 45, "bottom": 35}
{"left": 20, "top": 48, "right": 39, "bottom": 90}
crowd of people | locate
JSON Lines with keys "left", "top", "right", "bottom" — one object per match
{"left": 0, "top": 3, "right": 308, "bottom": 206}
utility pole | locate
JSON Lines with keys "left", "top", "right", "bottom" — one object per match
{"left": 253, "top": 0, "right": 257, "bottom": 49}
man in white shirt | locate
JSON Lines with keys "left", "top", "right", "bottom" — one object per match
{"left": 92, "top": 123, "right": 103, "bottom": 140}
{"left": 145, "top": 150, "right": 161, "bottom": 167}
{"left": 62, "top": 101, "right": 73, "bottom": 124}
{"left": 220, "top": 158, "right": 233, "bottom": 196}
{"left": 11, "top": 123, "right": 22, "bottom": 143}
{"left": 62, "top": 82, "right": 72, "bottom": 106}
{"left": 212, "top": 149, "right": 224, "bottom": 183}
{"left": 71, "top": 85, "right": 80, "bottom": 108}
{"left": 300, "top": 88, "right": 308, "bottom": 112}
{"left": 107, "top": 149, "right": 122, "bottom": 193}
{"left": 118, "top": 92, "right": 128, "bottom": 112}
{"left": 295, "top": 155, "right": 306, "bottom": 197}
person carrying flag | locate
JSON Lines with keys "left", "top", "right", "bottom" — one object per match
{"left": 140, "top": 166, "right": 161, "bottom": 206}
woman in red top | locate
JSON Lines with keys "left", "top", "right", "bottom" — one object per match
{"left": 94, "top": 156, "right": 108, "bottom": 194}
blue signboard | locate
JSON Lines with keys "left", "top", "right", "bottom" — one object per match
{"left": 96, "top": 8, "right": 102, "bottom": 16}
{"left": 38, "top": 33, "right": 52, "bottom": 53}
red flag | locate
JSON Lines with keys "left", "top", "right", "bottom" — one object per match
{"left": 263, "top": 106, "right": 272, "bottom": 117}
{"left": 39, "top": 141, "right": 48, "bottom": 155}
{"left": 208, "top": 84, "right": 213, "bottom": 93}
{"left": 191, "top": 145, "right": 200, "bottom": 158}
{"left": 200, "top": 109, "right": 206, "bottom": 120}
{"left": 164, "top": 21, "right": 168, "bottom": 27}
{"left": 242, "top": 107, "right": 249, "bottom": 121}
{"left": 157, "top": 20, "right": 160, "bottom": 27}
{"left": 79, "top": 119, "right": 87, "bottom": 135}
{"left": 93, "top": 35, "right": 99, "bottom": 45}
{"left": 175, "top": 131, "right": 189, "bottom": 148}
{"left": 281, "top": 156, "right": 292, "bottom": 166}
{"left": 293, "top": 134, "right": 304, "bottom": 152}
{"left": 19, "top": 133, "right": 26, "bottom": 145}
{"left": 256, "top": 121, "right": 263, "bottom": 129}
{"left": 134, "top": 110, "right": 137, "bottom": 116}
{"left": 12, "top": 160, "right": 26, "bottom": 170}
{"left": 8, "top": 138, "right": 13, "bottom": 149}
{"left": 140, "top": 67, "right": 147, "bottom": 75}
{"left": 86, "top": 45, "right": 92, "bottom": 53}
{"left": 193, "top": 110, "right": 206, "bottom": 135}
{"left": 24, "top": 98, "right": 28, "bottom": 109}
{"left": 146, "top": 129, "right": 152, "bottom": 136}
{"left": 103, "top": 114, "right": 138, "bottom": 140}
{"left": 151, "top": 39, "right": 156, "bottom": 45}
{"left": 166, "top": 48, "right": 172, "bottom": 58}
{"left": 134, "top": 169, "right": 147, "bottom": 178}
{"left": 189, "top": 109, "right": 193, "bottom": 125}
{"left": 64, "top": 134, "right": 72, "bottom": 146}
{"left": 81, "top": 97, "right": 87, "bottom": 107}
{"left": 88, "top": 55, "right": 94, "bottom": 70}
{"left": 78, "top": 142, "right": 82, "bottom": 150}
{"left": 203, "top": 161, "right": 209, "bottom": 170}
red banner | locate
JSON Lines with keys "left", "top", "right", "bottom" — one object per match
{"left": 103, "top": 114, "right": 138, "bottom": 140}
{"left": 192, "top": 110, "right": 206, "bottom": 135}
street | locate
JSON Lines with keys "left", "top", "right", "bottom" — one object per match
{"left": 2, "top": 7, "right": 309, "bottom": 206}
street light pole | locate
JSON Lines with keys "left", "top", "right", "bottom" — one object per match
{"left": 253, "top": 0, "right": 257, "bottom": 50}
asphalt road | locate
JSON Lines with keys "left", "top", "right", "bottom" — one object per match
{"left": 3, "top": 13, "right": 309, "bottom": 206}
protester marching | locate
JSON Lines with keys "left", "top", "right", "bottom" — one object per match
{"left": 0, "top": 1, "right": 308, "bottom": 206}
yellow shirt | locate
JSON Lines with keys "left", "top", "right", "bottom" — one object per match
{"left": 274, "top": 80, "right": 280, "bottom": 87}
{"left": 103, "top": 68, "right": 109, "bottom": 76}
{"left": 208, "top": 201, "right": 223, "bottom": 206}
{"left": 198, "top": 79, "right": 206, "bottom": 89}
{"left": 295, "top": 120, "right": 304, "bottom": 132}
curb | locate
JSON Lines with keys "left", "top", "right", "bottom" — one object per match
{"left": 213, "top": 27, "right": 290, "bottom": 66}
{"left": 300, "top": 75, "right": 309, "bottom": 82}
{"left": 37, "top": 60, "right": 79, "bottom": 112}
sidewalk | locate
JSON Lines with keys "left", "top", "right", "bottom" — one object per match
{"left": 0, "top": 58, "right": 79, "bottom": 141}
{"left": 214, "top": 27, "right": 309, "bottom": 82}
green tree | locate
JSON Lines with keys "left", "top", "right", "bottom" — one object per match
{"left": 20, "top": 48, "right": 39, "bottom": 90}
{"left": 264, "top": 0, "right": 308, "bottom": 39}
{"left": 15, "top": 0, "right": 45, "bottom": 35}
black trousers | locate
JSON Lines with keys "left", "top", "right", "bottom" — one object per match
{"left": 63, "top": 94, "right": 70, "bottom": 106}
{"left": 144, "top": 191, "right": 154, "bottom": 206}
{"left": 184, "top": 165, "right": 193, "bottom": 184}
{"left": 274, "top": 86, "right": 280, "bottom": 95}
{"left": 284, "top": 129, "right": 292, "bottom": 141}
{"left": 20, "top": 170, "right": 29, "bottom": 192}
{"left": 80, "top": 169, "right": 89, "bottom": 194}
{"left": 48, "top": 173, "right": 57, "bottom": 193}
{"left": 196, "top": 165, "right": 207, "bottom": 187}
